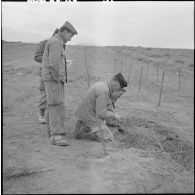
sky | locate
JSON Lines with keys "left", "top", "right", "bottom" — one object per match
{"left": 1, "top": 1, "right": 194, "bottom": 49}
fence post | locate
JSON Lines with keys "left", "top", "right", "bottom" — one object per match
{"left": 105, "top": 52, "right": 107, "bottom": 66}
{"left": 110, "top": 55, "right": 112, "bottom": 71}
{"left": 84, "top": 47, "right": 90, "bottom": 88}
{"left": 127, "top": 55, "right": 133, "bottom": 84}
{"left": 147, "top": 63, "right": 148, "bottom": 80}
{"left": 114, "top": 55, "right": 116, "bottom": 73}
{"left": 120, "top": 54, "right": 123, "bottom": 73}
{"left": 158, "top": 69, "right": 165, "bottom": 106}
{"left": 84, "top": 47, "right": 86, "bottom": 66}
{"left": 157, "top": 64, "right": 159, "bottom": 82}
{"left": 179, "top": 67, "right": 181, "bottom": 91}
{"left": 139, "top": 66, "right": 143, "bottom": 92}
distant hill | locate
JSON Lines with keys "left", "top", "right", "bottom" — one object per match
{"left": 77, "top": 42, "right": 98, "bottom": 46}
{"left": 2, "top": 40, "right": 193, "bottom": 51}
{"left": 2, "top": 40, "right": 23, "bottom": 44}
{"left": 2, "top": 40, "right": 37, "bottom": 45}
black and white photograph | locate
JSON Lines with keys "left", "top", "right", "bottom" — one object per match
{"left": 2, "top": 1, "right": 194, "bottom": 194}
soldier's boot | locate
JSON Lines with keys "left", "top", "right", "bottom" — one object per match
{"left": 38, "top": 109, "right": 46, "bottom": 124}
{"left": 117, "top": 124, "right": 125, "bottom": 133}
{"left": 75, "top": 120, "right": 91, "bottom": 139}
{"left": 50, "top": 135, "right": 69, "bottom": 146}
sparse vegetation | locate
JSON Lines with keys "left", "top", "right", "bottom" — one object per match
{"left": 150, "top": 54, "right": 163, "bottom": 58}
{"left": 188, "top": 63, "right": 194, "bottom": 68}
{"left": 146, "top": 48, "right": 152, "bottom": 51}
{"left": 3, "top": 43, "right": 194, "bottom": 193}
{"left": 118, "top": 117, "right": 194, "bottom": 171}
{"left": 163, "top": 53, "right": 170, "bottom": 57}
{"left": 175, "top": 59, "right": 184, "bottom": 64}
{"left": 84, "top": 48, "right": 91, "bottom": 87}
{"left": 137, "top": 57, "right": 144, "bottom": 61}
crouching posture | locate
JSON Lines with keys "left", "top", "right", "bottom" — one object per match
{"left": 75, "top": 73, "right": 127, "bottom": 142}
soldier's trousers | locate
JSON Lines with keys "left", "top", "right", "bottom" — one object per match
{"left": 75, "top": 120, "right": 113, "bottom": 141}
{"left": 38, "top": 68, "right": 47, "bottom": 112}
{"left": 44, "top": 80, "right": 66, "bottom": 136}
{"left": 38, "top": 78, "right": 47, "bottom": 111}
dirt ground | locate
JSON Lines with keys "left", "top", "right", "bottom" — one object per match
{"left": 2, "top": 42, "right": 194, "bottom": 194}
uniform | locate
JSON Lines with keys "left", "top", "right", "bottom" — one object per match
{"left": 75, "top": 73, "right": 127, "bottom": 141}
{"left": 75, "top": 80, "right": 115, "bottom": 141}
{"left": 42, "top": 33, "right": 67, "bottom": 136}
{"left": 34, "top": 39, "right": 48, "bottom": 119}
{"left": 42, "top": 21, "right": 77, "bottom": 142}
{"left": 34, "top": 28, "right": 60, "bottom": 124}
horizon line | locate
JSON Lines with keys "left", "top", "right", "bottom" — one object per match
{"left": 2, "top": 40, "right": 194, "bottom": 50}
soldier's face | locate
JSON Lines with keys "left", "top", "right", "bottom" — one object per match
{"left": 111, "top": 89, "right": 124, "bottom": 102}
{"left": 112, "top": 81, "right": 119, "bottom": 91}
{"left": 63, "top": 31, "right": 74, "bottom": 43}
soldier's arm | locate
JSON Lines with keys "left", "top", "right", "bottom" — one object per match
{"left": 34, "top": 41, "right": 46, "bottom": 63}
{"left": 96, "top": 93, "right": 118, "bottom": 120}
{"left": 48, "top": 41, "right": 61, "bottom": 70}
{"left": 34, "top": 55, "right": 43, "bottom": 63}
{"left": 107, "top": 102, "right": 116, "bottom": 113}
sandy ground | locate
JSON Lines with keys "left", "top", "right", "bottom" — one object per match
{"left": 2, "top": 42, "right": 194, "bottom": 194}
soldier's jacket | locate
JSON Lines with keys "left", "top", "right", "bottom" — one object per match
{"left": 75, "top": 80, "right": 114, "bottom": 131}
{"left": 34, "top": 39, "right": 48, "bottom": 63}
{"left": 42, "top": 33, "right": 66, "bottom": 82}
{"left": 107, "top": 102, "right": 116, "bottom": 112}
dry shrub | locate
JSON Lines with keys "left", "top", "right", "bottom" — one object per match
{"left": 146, "top": 48, "right": 151, "bottom": 51}
{"left": 117, "top": 117, "right": 194, "bottom": 171}
{"left": 137, "top": 57, "right": 144, "bottom": 61}
{"left": 3, "top": 154, "right": 41, "bottom": 181}
{"left": 175, "top": 60, "right": 184, "bottom": 64}
{"left": 150, "top": 54, "right": 162, "bottom": 58}
{"left": 3, "top": 104, "right": 12, "bottom": 112}
{"left": 163, "top": 53, "right": 170, "bottom": 57}
{"left": 188, "top": 63, "right": 194, "bottom": 68}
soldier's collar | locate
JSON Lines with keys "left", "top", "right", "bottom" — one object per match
{"left": 55, "top": 33, "right": 65, "bottom": 44}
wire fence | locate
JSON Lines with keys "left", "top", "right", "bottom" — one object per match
{"left": 79, "top": 46, "right": 193, "bottom": 107}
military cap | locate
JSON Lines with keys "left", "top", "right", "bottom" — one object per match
{"left": 114, "top": 73, "right": 127, "bottom": 88}
{"left": 60, "top": 21, "right": 78, "bottom": 35}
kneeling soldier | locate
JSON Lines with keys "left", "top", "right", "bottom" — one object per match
{"left": 75, "top": 73, "right": 127, "bottom": 142}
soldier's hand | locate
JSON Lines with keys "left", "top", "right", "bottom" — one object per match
{"left": 114, "top": 113, "right": 121, "bottom": 122}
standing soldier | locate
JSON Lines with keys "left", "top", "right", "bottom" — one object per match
{"left": 34, "top": 28, "right": 59, "bottom": 124}
{"left": 42, "top": 21, "right": 77, "bottom": 146}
